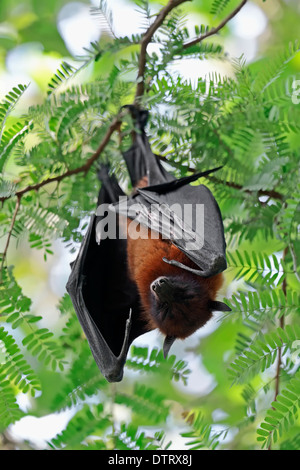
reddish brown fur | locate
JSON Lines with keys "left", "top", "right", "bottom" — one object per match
{"left": 126, "top": 176, "right": 224, "bottom": 339}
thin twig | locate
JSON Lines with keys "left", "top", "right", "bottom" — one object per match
{"left": 183, "top": 0, "right": 248, "bottom": 49}
{"left": 209, "top": 175, "right": 284, "bottom": 202}
{"left": 0, "top": 195, "right": 21, "bottom": 275}
{"left": 135, "top": 0, "right": 191, "bottom": 101}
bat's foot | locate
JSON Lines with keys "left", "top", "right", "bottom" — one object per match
{"left": 97, "top": 163, "right": 110, "bottom": 182}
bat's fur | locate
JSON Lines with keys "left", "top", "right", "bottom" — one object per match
{"left": 126, "top": 177, "right": 224, "bottom": 340}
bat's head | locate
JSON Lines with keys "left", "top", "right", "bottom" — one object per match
{"left": 149, "top": 275, "right": 231, "bottom": 358}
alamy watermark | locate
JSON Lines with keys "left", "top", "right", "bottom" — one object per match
{"left": 95, "top": 197, "right": 205, "bottom": 251}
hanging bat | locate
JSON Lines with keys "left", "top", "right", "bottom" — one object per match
{"left": 66, "top": 107, "right": 231, "bottom": 382}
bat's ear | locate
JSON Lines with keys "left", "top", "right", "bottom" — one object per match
{"left": 163, "top": 335, "right": 176, "bottom": 359}
{"left": 209, "top": 300, "right": 232, "bottom": 312}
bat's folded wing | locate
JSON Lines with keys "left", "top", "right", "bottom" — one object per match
{"left": 112, "top": 172, "right": 227, "bottom": 278}
{"left": 122, "top": 133, "right": 175, "bottom": 187}
{"left": 66, "top": 208, "right": 149, "bottom": 382}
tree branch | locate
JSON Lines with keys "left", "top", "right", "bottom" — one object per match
{"left": 0, "top": 116, "right": 122, "bottom": 203}
{"left": 135, "top": 0, "right": 191, "bottom": 102}
{"left": 183, "top": 0, "right": 248, "bottom": 49}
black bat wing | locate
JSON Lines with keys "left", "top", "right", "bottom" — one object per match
{"left": 66, "top": 167, "right": 149, "bottom": 382}
{"left": 135, "top": 179, "right": 227, "bottom": 277}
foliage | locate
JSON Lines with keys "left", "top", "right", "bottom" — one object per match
{"left": 0, "top": 0, "right": 300, "bottom": 451}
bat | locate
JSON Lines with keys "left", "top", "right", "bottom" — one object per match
{"left": 66, "top": 106, "right": 231, "bottom": 382}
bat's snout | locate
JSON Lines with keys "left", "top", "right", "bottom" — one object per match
{"left": 151, "top": 277, "right": 172, "bottom": 300}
